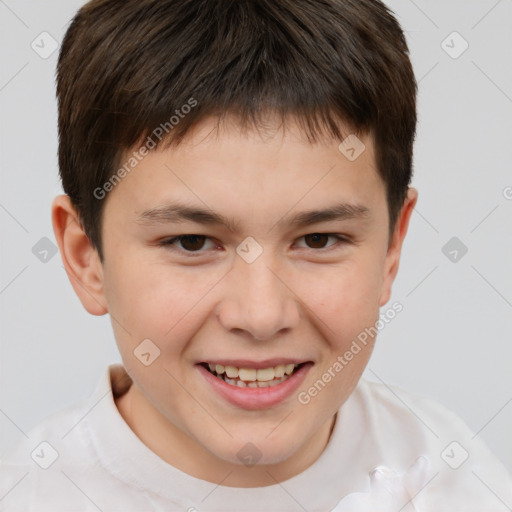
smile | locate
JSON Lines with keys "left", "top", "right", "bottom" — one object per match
{"left": 202, "top": 362, "right": 303, "bottom": 388}
{"left": 197, "top": 360, "right": 312, "bottom": 410}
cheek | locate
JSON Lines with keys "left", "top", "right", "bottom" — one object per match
{"left": 104, "top": 254, "right": 228, "bottom": 351}
{"left": 295, "top": 257, "right": 383, "bottom": 338}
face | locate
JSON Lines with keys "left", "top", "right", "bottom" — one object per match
{"left": 70, "top": 116, "right": 415, "bottom": 485}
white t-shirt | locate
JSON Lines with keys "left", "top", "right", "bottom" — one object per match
{"left": 1, "top": 364, "right": 510, "bottom": 511}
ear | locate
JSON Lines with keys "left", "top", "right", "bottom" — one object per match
{"left": 52, "top": 195, "right": 108, "bottom": 315}
{"left": 379, "top": 187, "right": 418, "bottom": 306}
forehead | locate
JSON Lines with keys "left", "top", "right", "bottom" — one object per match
{"left": 104, "top": 115, "right": 386, "bottom": 231}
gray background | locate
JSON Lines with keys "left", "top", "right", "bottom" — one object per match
{"left": 1, "top": 0, "right": 511, "bottom": 475}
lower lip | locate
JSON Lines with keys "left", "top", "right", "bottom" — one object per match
{"left": 197, "top": 363, "right": 312, "bottom": 410}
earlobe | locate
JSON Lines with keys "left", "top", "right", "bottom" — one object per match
{"left": 51, "top": 195, "right": 108, "bottom": 316}
{"left": 379, "top": 188, "right": 418, "bottom": 306}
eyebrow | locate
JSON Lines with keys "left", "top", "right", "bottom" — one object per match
{"left": 135, "top": 201, "right": 370, "bottom": 232}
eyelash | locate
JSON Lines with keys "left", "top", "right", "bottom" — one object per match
{"left": 158, "top": 233, "right": 352, "bottom": 256}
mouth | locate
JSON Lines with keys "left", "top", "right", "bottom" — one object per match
{"left": 200, "top": 361, "right": 307, "bottom": 388}
{"left": 197, "top": 359, "right": 313, "bottom": 410}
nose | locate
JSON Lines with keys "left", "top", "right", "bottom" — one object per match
{"left": 216, "top": 254, "right": 301, "bottom": 341}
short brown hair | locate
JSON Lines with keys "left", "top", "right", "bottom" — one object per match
{"left": 57, "top": 0, "right": 417, "bottom": 260}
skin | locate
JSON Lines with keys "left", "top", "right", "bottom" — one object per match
{"left": 52, "top": 115, "right": 417, "bottom": 487}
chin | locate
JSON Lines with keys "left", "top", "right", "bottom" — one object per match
{"left": 208, "top": 433, "right": 299, "bottom": 467}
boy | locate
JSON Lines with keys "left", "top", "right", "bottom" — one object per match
{"left": 1, "top": 0, "right": 511, "bottom": 510}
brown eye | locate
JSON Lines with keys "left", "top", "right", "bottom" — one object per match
{"left": 162, "top": 234, "right": 216, "bottom": 252}
{"left": 303, "top": 233, "right": 330, "bottom": 249}
{"left": 295, "top": 233, "right": 350, "bottom": 251}
{"left": 177, "top": 235, "right": 207, "bottom": 251}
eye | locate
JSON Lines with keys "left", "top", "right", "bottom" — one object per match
{"left": 160, "top": 235, "right": 217, "bottom": 253}
{"left": 295, "top": 233, "right": 349, "bottom": 250}
{"left": 159, "top": 232, "right": 351, "bottom": 256}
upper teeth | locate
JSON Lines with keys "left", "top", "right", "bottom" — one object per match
{"left": 208, "top": 363, "right": 297, "bottom": 381}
